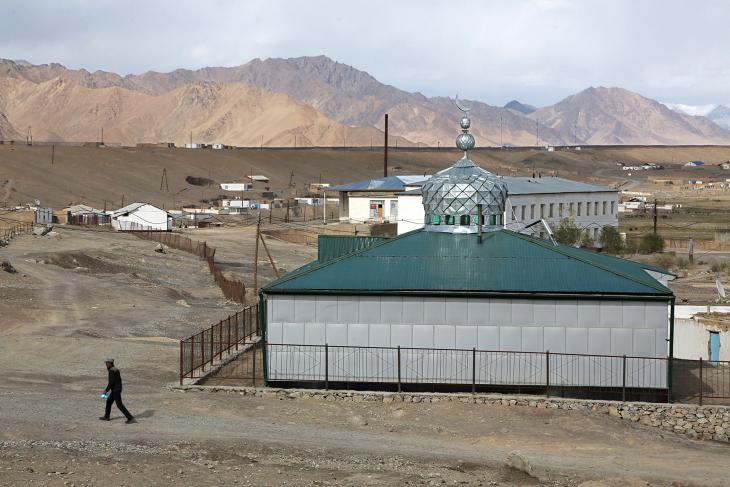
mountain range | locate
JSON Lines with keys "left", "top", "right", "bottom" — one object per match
{"left": 664, "top": 102, "right": 730, "bottom": 131}
{"left": 1, "top": 56, "right": 729, "bottom": 146}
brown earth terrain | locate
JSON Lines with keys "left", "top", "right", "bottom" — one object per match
{"left": 2, "top": 226, "right": 730, "bottom": 486}
{"left": 3, "top": 144, "right": 730, "bottom": 210}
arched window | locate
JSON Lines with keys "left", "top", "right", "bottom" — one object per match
{"left": 488, "top": 214, "right": 497, "bottom": 225}
{"left": 445, "top": 215, "right": 455, "bottom": 225}
{"left": 432, "top": 214, "right": 441, "bottom": 225}
{"left": 459, "top": 215, "right": 470, "bottom": 226}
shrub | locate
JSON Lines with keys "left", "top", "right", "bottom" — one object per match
{"left": 599, "top": 225, "right": 623, "bottom": 254}
{"left": 579, "top": 231, "right": 594, "bottom": 248}
{"left": 554, "top": 218, "right": 582, "bottom": 246}
{"left": 639, "top": 233, "right": 664, "bottom": 254}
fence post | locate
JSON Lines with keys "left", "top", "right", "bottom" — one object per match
{"left": 472, "top": 347, "right": 476, "bottom": 394}
{"left": 209, "top": 327, "right": 213, "bottom": 366}
{"left": 179, "top": 340, "right": 184, "bottom": 386}
{"left": 397, "top": 346, "right": 402, "bottom": 393}
{"left": 201, "top": 333, "right": 205, "bottom": 373}
{"left": 190, "top": 334, "right": 195, "bottom": 378}
{"left": 252, "top": 342, "right": 257, "bottom": 387}
{"left": 622, "top": 355, "right": 627, "bottom": 402}
{"left": 699, "top": 357, "right": 703, "bottom": 406}
{"left": 325, "top": 343, "right": 329, "bottom": 390}
{"left": 545, "top": 350, "right": 550, "bottom": 398}
{"left": 235, "top": 312, "right": 239, "bottom": 350}
{"left": 227, "top": 316, "right": 232, "bottom": 355}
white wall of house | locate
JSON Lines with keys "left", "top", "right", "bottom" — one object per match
{"left": 112, "top": 204, "right": 170, "bottom": 231}
{"left": 674, "top": 318, "right": 730, "bottom": 361}
{"left": 220, "top": 183, "right": 252, "bottom": 191}
{"left": 505, "top": 192, "right": 618, "bottom": 240}
{"left": 396, "top": 191, "right": 619, "bottom": 237}
{"left": 343, "top": 194, "right": 400, "bottom": 223}
{"left": 266, "top": 294, "right": 669, "bottom": 387}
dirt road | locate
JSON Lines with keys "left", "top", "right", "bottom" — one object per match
{"left": 2, "top": 227, "right": 730, "bottom": 486}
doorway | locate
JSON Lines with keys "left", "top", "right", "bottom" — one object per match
{"left": 709, "top": 331, "right": 720, "bottom": 361}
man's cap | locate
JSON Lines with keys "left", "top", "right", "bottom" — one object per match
{"left": 104, "top": 358, "right": 114, "bottom": 364}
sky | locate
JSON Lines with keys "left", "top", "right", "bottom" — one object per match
{"left": 1, "top": 0, "right": 728, "bottom": 107}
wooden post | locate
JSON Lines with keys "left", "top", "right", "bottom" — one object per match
{"left": 253, "top": 215, "right": 261, "bottom": 292}
{"left": 259, "top": 232, "right": 280, "bottom": 278}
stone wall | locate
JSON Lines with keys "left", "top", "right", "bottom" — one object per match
{"left": 172, "top": 385, "right": 730, "bottom": 443}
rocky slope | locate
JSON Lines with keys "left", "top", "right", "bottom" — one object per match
{"left": 0, "top": 75, "right": 409, "bottom": 147}
{"left": 530, "top": 87, "right": 730, "bottom": 145}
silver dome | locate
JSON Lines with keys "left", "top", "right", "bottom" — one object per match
{"left": 421, "top": 106, "right": 508, "bottom": 233}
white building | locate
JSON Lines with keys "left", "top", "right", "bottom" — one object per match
{"left": 111, "top": 202, "right": 171, "bottom": 231}
{"left": 262, "top": 113, "right": 675, "bottom": 398}
{"left": 329, "top": 175, "right": 619, "bottom": 240}
{"left": 220, "top": 182, "right": 253, "bottom": 192}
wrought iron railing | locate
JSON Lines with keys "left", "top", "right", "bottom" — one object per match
{"left": 179, "top": 305, "right": 259, "bottom": 384}
{"left": 266, "top": 344, "right": 670, "bottom": 401}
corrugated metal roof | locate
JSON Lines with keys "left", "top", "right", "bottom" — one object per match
{"left": 501, "top": 177, "right": 615, "bottom": 195}
{"left": 399, "top": 177, "right": 614, "bottom": 196}
{"left": 112, "top": 202, "right": 167, "bottom": 216}
{"left": 317, "top": 235, "right": 390, "bottom": 262}
{"left": 263, "top": 230, "right": 672, "bottom": 297}
{"left": 329, "top": 175, "right": 429, "bottom": 191}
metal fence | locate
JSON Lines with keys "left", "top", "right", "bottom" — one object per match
{"left": 132, "top": 230, "right": 246, "bottom": 303}
{"left": 179, "top": 304, "right": 259, "bottom": 384}
{"left": 267, "top": 344, "right": 670, "bottom": 401}
{"left": 672, "top": 358, "right": 730, "bottom": 405}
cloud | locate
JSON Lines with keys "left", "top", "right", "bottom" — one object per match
{"left": 0, "top": 0, "right": 728, "bottom": 106}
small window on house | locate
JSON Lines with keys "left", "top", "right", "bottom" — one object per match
{"left": 595, "top": 201, "right": 599, "bottom": 214}
{"left": 521, "top": 205, "right": 526, "bottom": 220}
{"left": 603, "top": 201, "right": 607, "bottom": 215}
{"left": 611, "top": 201, "right": 616, "bottom": 214}
{"left": 559, "top": 203, "right": 563, "bottom": 217}
{"left": 586, "top": 202, "right": 591, "bottom": 216}
{"left": 511, "top": 206, "right": 517, "bottom": 221}
{"left": 530, "top": 204, "right": 535, "bottom": 219}
{"left": 460, "top": 215, "right": 470, "bottom": 225}
{"left": 593, "top": 227, "right": 598, "bottom": 239}
{"left": 540, "top": 204, "right": 545, "bottom": 218}
{"left": 569, "top": 202, "right": 574, "bottom": 215}
{"left": 577, "top": 202, "right": 582, "bottom": 216}
{"left": 549, "top": 203, "right": 554, "bottom": 218}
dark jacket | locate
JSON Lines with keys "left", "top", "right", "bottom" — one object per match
{"left": 105, "top": 366, "right": 123, "bottom": 393}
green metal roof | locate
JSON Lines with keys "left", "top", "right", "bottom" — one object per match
{"left": 317, "top": 235, "right": 390, "bottom": 262}
{"left": 263, "top": 229, "right": 673, "bottom": 297}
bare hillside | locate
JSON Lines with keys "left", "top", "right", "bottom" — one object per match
{"left": 0, "top": 76, "right": 410, "bottom": 147}
{"left": 4, "top": 144, "right": 730, "bottom": 209}
{"left": 531, "top": 87, "right": 730, "bottom": 145}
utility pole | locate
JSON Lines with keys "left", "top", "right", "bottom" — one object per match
{"left": 323, "top": 190, "right": 327, "bottom": 225}
{"left": 500, "top": 113, "right": 503, "bottom": 147}
{"left": 259, "top": 230, "right": 280, "bottom": 278}
{"left": 653, "top": 199, "right": 658, "bottom": 234}
{"left": 535, "top": 120, "right": 539, "bottom": 148}
{"left": 101, "top": 127, "right": 104, "bottom": 145}
{"left": 574, "top": 111, "right": 579, "bottom": 147}
{"left": 384, "top": 113, "right": 389, "bottom": 177}
{"left": 51, "top": 145, "right": 55, "bottom": 165}
{"left": 26, "top": 126, "right": 32, "bottom": 146}
{"left": 260, "top": 135, "right": 263, "bottom": 151}
{"left": 253, "top": 214, "right": 261, "bottom": 292}
{"left": 285, "top": 200, "right": 290, "bottom": 223}
{"left": 160, "top": 168, "right": 169, "bottom": 192}
{"left": 189, "top": 131, "right": 192, "bottom": 147}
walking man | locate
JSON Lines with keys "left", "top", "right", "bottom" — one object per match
{"left": 99, "top": 358, "right": 136, "bottom": 424}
